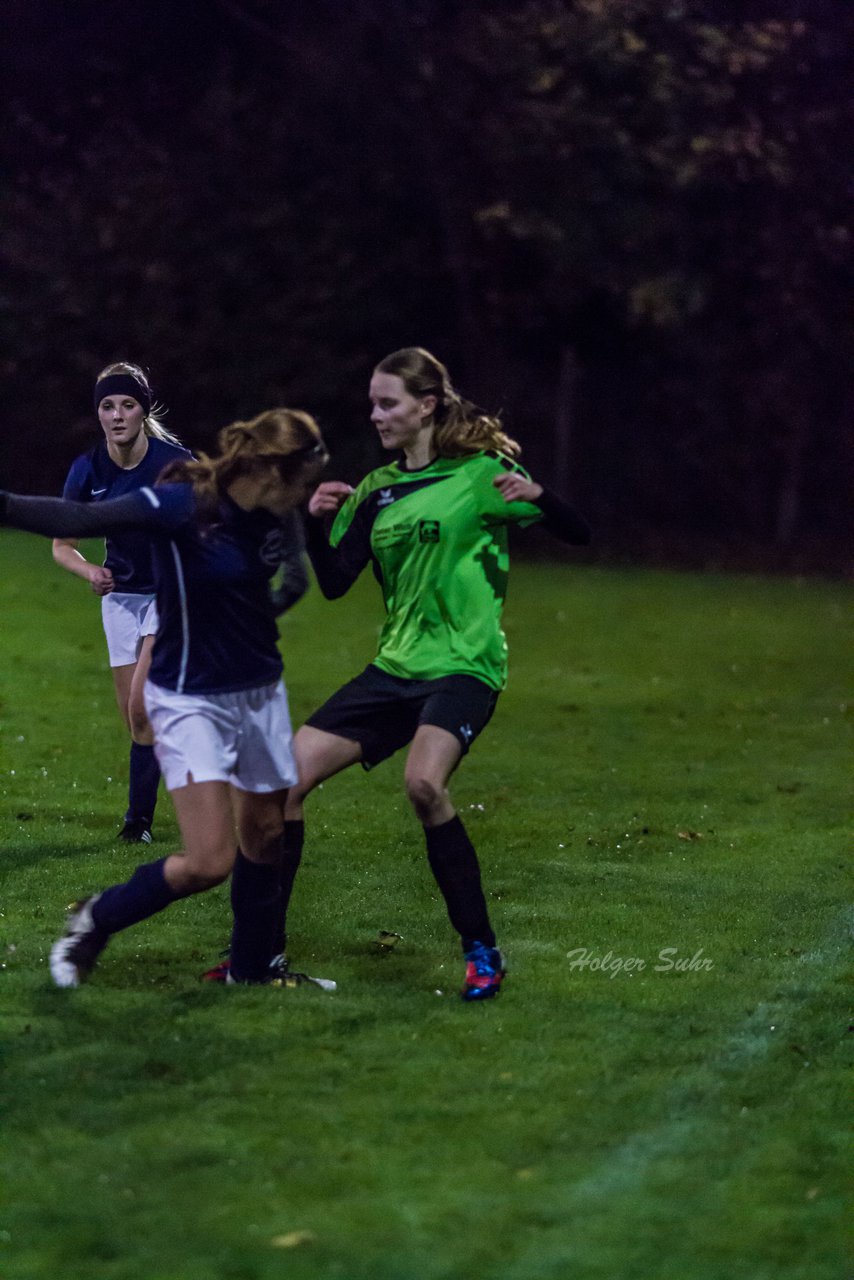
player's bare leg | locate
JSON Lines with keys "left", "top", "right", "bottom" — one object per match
{"left": 284, "top": 725, "right": 363, "bottom": 820}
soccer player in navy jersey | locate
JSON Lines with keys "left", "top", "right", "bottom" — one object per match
{"left": 1, "top": 409, "right": 328, "bottom": 988}
{"left": 53, "top": 362, "right": 191, "bottom": 844}
{"left": 281, "top": 347, "right": 591, "bottom": 1001}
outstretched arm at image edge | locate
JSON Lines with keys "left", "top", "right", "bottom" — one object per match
{"left": 0, "top": 490, "right": 161, "bottom": 539}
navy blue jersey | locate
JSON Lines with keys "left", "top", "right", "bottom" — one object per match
{"left": 4, "top": 483, "right": 292, "bottom": 695}
{"left": 145, "top": 484, "right": 288, "bottom": 694}
{"left": 62, "top": 437, "right": 192, "bottom": 593}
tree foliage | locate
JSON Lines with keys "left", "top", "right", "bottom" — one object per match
{"left": 1, "top": 0, "right": 849, "bottom": 565}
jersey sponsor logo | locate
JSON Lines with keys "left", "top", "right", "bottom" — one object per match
{"left": 373, "top": 521, "right": 411, "bottom": 548}
{"left": 377, "top": 488, "right": 395, "bottom": 507}
{"left": 91, "top": 487, "right": 108, "bottom": 496}
{"left": 418, "top": 520, "right": 440, "bottom": 543}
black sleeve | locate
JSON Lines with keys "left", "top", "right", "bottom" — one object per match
{"left": 304, "top": 512, "right": 372, "bottom": 599}
{"left": 270, "top": 550, "right": 310, "bottom": 615}
{"left": 268, "top": 511, "right": 309, "bottom": 615}
{"left": 533, "top": 488, "right": 592, "bottom": 546}
{"left": 0, "top": 490, "right": 161, "bottom": 539}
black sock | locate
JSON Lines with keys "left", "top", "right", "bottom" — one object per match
{"left": 126, "top": 742, "right": 160, "bottom": 826}
{"left": 274, "top": 819, "right": 305, "bottom": 954}
{"left": 230, "top": 850, "right": 283, "bottom": 982}
{"left": 424, "top": 815, "right": 496, "bottom": 951}
{"left": 91, "top": 858, "right": 179, "bottom": 935}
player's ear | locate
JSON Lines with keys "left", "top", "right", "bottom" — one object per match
{"left": 419, "top": 395, "right": 437, "bottom": 420}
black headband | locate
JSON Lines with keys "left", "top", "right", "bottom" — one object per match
{"left": 94, "top": 374, "right": 152, "bottom": 416}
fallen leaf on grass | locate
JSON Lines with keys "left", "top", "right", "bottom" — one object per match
{"left": 271, "top": 1231, "right": 316, "bottom": 1249}
{"left": 677, "top": 830, "right": 703, "bottom": 841}
{"left": 373, "top": 930, "right": 404, "bottom": 951}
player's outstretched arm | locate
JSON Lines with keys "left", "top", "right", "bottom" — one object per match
{"left": 0, "top": 490, "right": 160, "bottom": 540}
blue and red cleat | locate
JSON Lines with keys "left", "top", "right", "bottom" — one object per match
{"left": 461, "top": 941, "right": 506, "bottom": 1002}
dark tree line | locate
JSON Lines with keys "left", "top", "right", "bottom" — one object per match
{"left": 1, "top": 0, "right": 850, "bottom": 568}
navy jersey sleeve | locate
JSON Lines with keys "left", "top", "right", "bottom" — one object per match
{"left": 61, "top": 454, "right": 92, "bottom": 503}
{"left": 0, "top": 485, "right": 193, "bottom": 540}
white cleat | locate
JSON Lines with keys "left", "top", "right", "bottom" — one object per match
{"left": 49, "top": 897, "right": 107, "bottom": 988}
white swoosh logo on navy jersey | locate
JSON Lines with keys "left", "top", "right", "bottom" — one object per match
{"left": 91, "top": 488, "right": 107, "bottom": 495}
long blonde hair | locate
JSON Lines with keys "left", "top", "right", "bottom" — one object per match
{"left": 374, "top": 347, "right": 521, "bottom": 459}
{"left": 160, "top": 408, "right": 328, "bottom": 521}
{"left": 96, "top": 361, "right": 182, "bottom": 446}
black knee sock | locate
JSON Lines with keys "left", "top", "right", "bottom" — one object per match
{"left": 274, "top": 819, "right": 305, "bottom": 953}
{"left": 230, "top": 850, "right": 283, "bottom": 982}
{"left": 91, "top": 858, "right": 180, "bottom": 935}
{"left": 424, "top": 815, "right": 496, "bottom": 951}
{"left": 228, "top": 824, "right": 303, "bottom": 966}
{"left": 126, "top": 742, "right": 160, "bottom": 826}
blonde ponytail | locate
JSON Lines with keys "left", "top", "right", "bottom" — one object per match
{"left": 374, "top": 347, "right": 521, "bottom": 459}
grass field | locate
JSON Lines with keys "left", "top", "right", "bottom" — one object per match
{"left": 0, "top": 530, "right": 850, "bottom": 1280}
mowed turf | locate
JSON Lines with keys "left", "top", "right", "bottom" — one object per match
{"left": 0, "top": 530, "right": 849, "bottom": 1280}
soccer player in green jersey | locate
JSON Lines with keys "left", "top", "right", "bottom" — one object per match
{"left": 285, "top": 347, "right": 591, "bottom": 1000}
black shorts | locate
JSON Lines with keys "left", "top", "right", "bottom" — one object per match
{"left": 305, "top": 664, "right": 499, "bottom": 769}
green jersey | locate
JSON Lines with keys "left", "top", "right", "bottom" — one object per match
{"left": 327, "top": 452, "right": 544, "bottom": 691}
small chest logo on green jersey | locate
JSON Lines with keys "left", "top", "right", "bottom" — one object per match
{"left": 418, "top": 520, "right": 441, "bottom": 543}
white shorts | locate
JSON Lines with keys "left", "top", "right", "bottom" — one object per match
{"left": 143, "top": 679, "right": 298, "bottom": 794}
{"left": 101, "top": 592, "right": 159, "bottom": 667}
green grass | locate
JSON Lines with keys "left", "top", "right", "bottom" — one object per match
{"left": 0, "top": 531, "right": 850, "bottom": 1280}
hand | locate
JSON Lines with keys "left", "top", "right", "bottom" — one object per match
{"left": 88, "top": 566, "right": 115, "bottom": 596}
{"left": 308, "top": 481, "right": 355, "bottom": 518}
{"left": 493, "top": 472, "right": 543, "bottom": 504}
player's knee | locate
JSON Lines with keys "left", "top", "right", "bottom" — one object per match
{"left": 175, "top": 841, "right": 235, "bottom": 894}
{"left": 240, "top": 817, "right": 285, "bottom": 864}
{"left": 288, "top": 765, "right": 322, "bottom": 807}
{"left": 179, "top": 864, "right": 229, "bottom": 895}
{"left": 128, "top": 704, "right": 151, "bottom": 742}
{"left": 404, "top": 772, "right": 442, "bottom": 822}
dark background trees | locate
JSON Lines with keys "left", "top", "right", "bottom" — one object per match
{"left": 1, "top": 0, "right": 850, "bottom": 568}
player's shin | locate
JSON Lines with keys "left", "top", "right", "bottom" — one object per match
{"left": 274, "top": 819, "right": 305, "bottom": 947}
{"left": 92, "top": 858, "right": 182, "bottom": 933}
{"left": 229, "top": 848, "right": 283, "bottom": 982}
{"left": 424, "top": 815, "right": 496, "bottom": 951}
{"left": 126, "top": 741, "right": 161, "bottom": 829}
